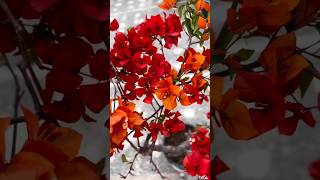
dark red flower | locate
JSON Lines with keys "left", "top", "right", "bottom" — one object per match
{"left": 164, "top": 111, "right": 185, "bottom": 133}
{"left": 52, "top": 37, "right": 93, "bottom": 71}
{"left": 80, "top": 82, "right": 108, "bottom": 113}
{"left": 309, "top": 160, "right": 320, "bottom": 180}
{"left": 164, "top": 13, "right": 183, "bottom": 49}
{"left": 110, "top": 19, "right": 119, "bottom": 31}
{"left": 89, "top": 50, "right": 108, "bottom": 80}
{"left": 149, "top": 122, "right": 169, "bottom": 142}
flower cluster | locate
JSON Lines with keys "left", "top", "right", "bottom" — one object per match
{"left": 183, "top": 128, "right": 210, "bottom": 178}
{"left": 110, "top": 13, "right": 183, "bottom": 103}
{"left": 110, "top": 0, "right": 213, "bottom": 179}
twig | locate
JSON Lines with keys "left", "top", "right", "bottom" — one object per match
{"left": 126, "top": 138, "right": 139, "bottom": 152}
{"left": 120, "top": 153, "right": 139, "bottom": 179}
{"left": 146, "top": 106, "right": 163, "bottom": 120}
{"left": 150, "top": 154, "right": 166, "bottom": 180}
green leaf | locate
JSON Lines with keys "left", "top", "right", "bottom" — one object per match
{"left": 191, "top": 15, "right": 199, "bottom": 32}
{"left": 235, "top": 49, "right": 255, "bottom": 61}
{"left": 299, "top": 70, "right": 314, "bottom": 98}
{"left": 121, "top": 154, "right": 129, "bottom": 163}
{"left": 178, "top": 5, "right": 184, "bottom": 17}
{"left": 185, "top": 19, "right": 193, "bottom": 35}
{"left": 183, "top": 77, "right": 190, "bottom": 81}
{"left": 200, "top": 39, "right": 204, "bottom": 47}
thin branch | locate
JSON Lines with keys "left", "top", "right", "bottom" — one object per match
{"left": 120, "top": 153, "right": 139, "bottom": 179}
{"left": 150, "top": 154, "right": 166, "bottom": 180}
{"left": 126, "top": 138, "right": 139, "bottom": 152}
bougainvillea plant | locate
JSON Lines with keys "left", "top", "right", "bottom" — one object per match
{"left": 109, "top": 0, "right": 223, "bottom": 179}
{"left": 0, "top": 0, "right": 107, "bottom": 179}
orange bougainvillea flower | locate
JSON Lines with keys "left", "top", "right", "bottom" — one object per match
{"left": 227, "top": 0, "right": 295, "bottom": 34}
{"left": 211, "top": 78, "right": 259, "bottom": 140}
{"left": 195, "top": 0, "right": 210, "bottom": 12}
{"left": 155, "top": 76, "right": 180, "bottom": 110}
{"left": 158, "top": 0, "right": 176, "bottom": 10}
{"left": 110, "top": 97, "right": 144, "bottom": 154}
{"left": 0, "top": 106, "right": 103, "bottom": 180}
{"left": 260, "top": 32, "right": 309, "bottom": 84}
{"left": 198, "top": 16, "right": 207, "bottom": 29}
{"left": 191, "top": 72, "right": 207, "bottom": 90}
{"left": 183, "top": 49, "right": 206, "bottom": 72}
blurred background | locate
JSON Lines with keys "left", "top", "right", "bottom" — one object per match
{"left": 213, "top": 1, "right": 320, "bottom": 180}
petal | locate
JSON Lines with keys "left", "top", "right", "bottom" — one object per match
{"left": 163, "top": 95, "right": 177, "bottom": 110}
{"left": 221, "top": 100, "right": 259, "bottom": 140}
{"left": 127, "top": 112, "right": 144, "bottom": 128}
{"left": 55, "top": 157, "right": 101, "bottom": 180}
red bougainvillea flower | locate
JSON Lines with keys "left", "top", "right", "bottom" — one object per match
{"left": 158, "top": 0, "right": 176, "bottom": 10}
{"left": 155, "top": 76, "right": 180, "bottom": 110}
{"left": 110, "top": 19, "right": 119, "bottom": 31}
{"left": 190, "top": 127, "right": 210, "bottom": 155}
{"left": 309, "top": 160, "right": 320, "bottom": 180}
{"left": 183, "top": 151, "right": 209, "bottom": 177}
{"left": 179, "top": 84, "right": 200, "bottom": 106}
{"left": 0, "top": 25, "right": 16, "bottom": 53}
{"left": 110, "top": 97, "right": 144, "bottom": 155}
{"left": 164, "top": 13, "right": 183, "bottom": 49}
{"left": 138, "top": 14, "right": 166, "bottom": 37}
{"left": 212, "top": 156, "right": 230, "bottom": 180}
{"left": 163, "top": 111, "right": 185, "bottom": 133}
{"left": 30, "top": 0, "right": 107, "bottom": 21}
{"left": 149, "top": 122, "right": 169, "bottom": 142}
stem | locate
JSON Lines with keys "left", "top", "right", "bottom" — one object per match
{"left": 146, "top": 106, "right": 163, "bottom": 120}
{"left": 126, "top": 138, "right": 139, "bottom": 152}
{"left": 120, "top": 153, "right": 139, "bottom": 179}
{"left": 150, "top": 154, "right": 166, "bottom": 180}
{"left": 18, "top": 66, "right": 41, "bottom": 110}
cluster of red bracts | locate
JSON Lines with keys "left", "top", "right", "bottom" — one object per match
{"left": 110, "top": 13, "right": 183, "bottom": 103}
{"left": 0, "top": 0, "right": 108, "bottom": 124}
